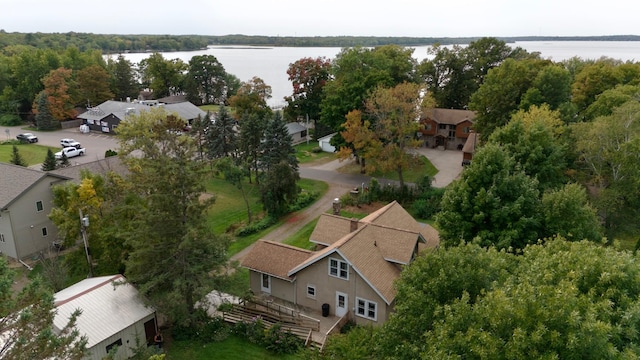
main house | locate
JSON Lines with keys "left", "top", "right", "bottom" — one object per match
{"left": 77, "top": 99, "right": 207, "bottom": 134}
{"left": 419, "top": 108, "right": 476, "bottom": 150}
{"left": 241, "top": 201, "right": 439, "bottom": 326}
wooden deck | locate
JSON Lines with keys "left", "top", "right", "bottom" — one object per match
{"left": 222, "top": 298, "right": 347, "bottom": 350}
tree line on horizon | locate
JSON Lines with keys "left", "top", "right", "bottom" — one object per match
{"left": 1, "top": 30, "right": 639, "bottom": 53}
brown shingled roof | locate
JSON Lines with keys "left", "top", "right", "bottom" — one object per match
{"left": 241, "top": 240, "right": 313, "bottom": 280}
{"left": 424, "top": 108, "right": 476, "bottom": 125}
{"left": 0, "top": 163, "right": 69, "bottom": 209}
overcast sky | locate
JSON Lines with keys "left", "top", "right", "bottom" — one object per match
{"left": 2, "top": 0, "right": 638, "bottom": 37}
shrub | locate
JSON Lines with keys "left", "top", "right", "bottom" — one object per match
{"left": 105, "top": 149, "right": 118, "bottom": 157}
{"left": 172, "top": 309, "right": 229, "bottom": 343}
{"left": 264, "top": 324, "right": 303, "bottom": 354}
{"left": 311, "top": 146, "right": 323, "bottom": 153}
{"left": 232, "top": 316, "right": 265, "bottom": 344}
{"left": 0, "top": 114, "right": 22, "bottom": 126}
{"left": 234, "top": 216, "right": 277, "bottom": 237}
{"left": 288, "top": 190, "right": 318, "bottom": 212}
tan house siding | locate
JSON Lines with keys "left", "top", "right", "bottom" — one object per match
{"left": 294, "top": 255, "right": 389, "bottom": 325}
{"left": 249, "top": 271, "right": 296, "bottom": 304}
{"left": 1, "top": 178, "right": 60, "bottom": 259}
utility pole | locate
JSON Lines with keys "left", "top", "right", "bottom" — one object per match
{"left": 79, "top": 208, "right": 93, "bottom": 278}
{"left": 306, "top": 114, "right": 310, "bottom": 145}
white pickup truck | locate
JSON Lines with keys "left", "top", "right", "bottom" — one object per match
{"left": 55, "top": 146, "right": 86, "bottom": 159}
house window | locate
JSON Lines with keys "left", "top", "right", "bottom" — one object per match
{"left": 0, "top": 234, "right": 4, "bottom": 242}
{"left": 41, "top": 227, "right": 48, "bottom": 237}
{"left": 329, "top": 258, "right": 348, "bottom": 280}
{"left": 36, "top": 201, "right": 44, "bottom": 212}
{"left": 463, "top": 126, "right": 471, "bottom": 134}
{"left": 105, "top": 338, "right": 122, "bottom": 354}
{"left": 261, "top": 273, "right": 271, "bottom": 293}
{"left": 425, "top": 123, "right": 432, "bottom": 131}
{"left": 307, "top": 284, "right": 316, "bottom": 299}
{"left": 356, "top": 297, "right": 377, "bottom": 321}
{"left": 438, "top": 124, "right": 446, "bottom": 130}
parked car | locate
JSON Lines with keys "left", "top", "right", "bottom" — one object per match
{"left": 55, "top": 147, "right": 85, "bottom": 159}
{"left": 60, "top": 138, "right": 81, "bottom": 148}
{"left": 16, "top": 133, "right": 38, "bottom": 143}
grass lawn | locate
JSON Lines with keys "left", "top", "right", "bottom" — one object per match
{"left": 166, "top": 336, "right": 304, "bottom": 360}
{"left": 337, "top": 155, "right": 437, "bottom": 183}
{"left": 0, "top": 142, "right": 59, "bottom": 166}
{"left": 294, "top": 142, "right": 336, "bottom": 165}
{"left": 282, "top": 219, "right": 318, "bottom": 250}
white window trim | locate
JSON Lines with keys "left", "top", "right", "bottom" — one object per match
{"left": 261, "top": 273, "right": 271, "bottom": 294}
{"left": 328, "top": 258, "right": 349, "bottom": 280}
{"left": 306, "top": 284, "right": 316, "bottom": 299}
{"left": 356, "top": 297, "right": 378, "bottom": 321}
{"left": 41, "top": 227, "right": 48, "bottom": 237}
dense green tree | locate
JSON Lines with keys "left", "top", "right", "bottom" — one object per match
{"left": 374, "top": 243, "right": 512, "bottom": 360}
{"left": 488, "top": 105, "right": 568, "bottom": 190}
{"left": 41, "top": 148, "right": 57, "bottom": 171}
{"left": 320, "top": 45, "right": 417, "bottom": 134}
{"left": 115, "top": 108, "right": 229, "bottom": 327}
{"left": 436, "top": 144, "right": 541, "bottom": 250}
{"left": 519, "top": 64, "right": 572, "bottom": 111}
{"left": 139, "top": 53, "right": 186, "bottom": 98}
{"left": 541, "top": 183, "right": 602, "bottom": 241}
{"left": 572, "top": 100, "right": 640, "bottom": 233}
{"left": 205, "top": 105, "right": 237, "bottom": 159}
{"left": 583, "top": 84, "right": 640, "bottom": 121}
{"left": 571, "top": 58, "right": 624, "bottom": 116}
{"left": 0, "top": 258, "right": 87, "bottom": 359}
{"left": 76, "top": 64, "right": 114, "bottom": 107}
{"left": 107, "top": 54, "right": 139, "bottom": 101}
{"left": 283, "top": 57, "right": 331, "bottom": 137}
{"left": 422, "top": 239, "right": 640, "bottom": 359}
{"left": 184, "top": 54, "right": 227, "bottom": 105}
{"left": 9, "top": 47, "right": 60, "bottom": 114}
{"left": 469, "top": 58, "right": 552, "bottom": 138}
{"left": 418, "top": 37, "right": 515, "bottom": 109}
{"left": 9, "top": 145, "right": 26, "bottom": 166}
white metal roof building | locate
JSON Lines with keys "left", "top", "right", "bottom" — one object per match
{"left": 54, "top": 274, "right": 157, "bottom": 360}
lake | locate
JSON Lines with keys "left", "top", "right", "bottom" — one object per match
{"left": 112, "top": 41, "right": 640, "bottom": 108}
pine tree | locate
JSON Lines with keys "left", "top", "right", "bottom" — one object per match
{"left": 41, "top": 148, "right": 58, "bottom": 171}
{"left": 58, "top": 152, "right": 70, "bottom": 168}
{"left": 34, "top": 91, "right": 56, "bottom": 131}
{"left": 10, "top": 145, "right": 27, "bottom": 167}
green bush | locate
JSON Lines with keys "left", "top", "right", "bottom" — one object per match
{"left": 288, "top": 190, "right": 318, "bottom": 212}
{"left": 105, "top": 149, "right": 118, "bottom": 157}
{"left": 0, "top": 114, "right": 22, "bottom": 126}
{"left": 263, "top": 324, "right": 303, "bottom": 355}
{"left": 172, "top": 309, "right": 229, "bottom": 343}
{"left": 311, "top": 146, "right": 323, "bottom": 153}
{"left": 235, "top": 216, "right": 276, "bottom": 237}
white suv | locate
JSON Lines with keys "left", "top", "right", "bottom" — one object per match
{"left": 60, "top": 138, "right": 82, "bottom": 149}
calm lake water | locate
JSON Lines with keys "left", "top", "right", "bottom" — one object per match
{"left": 113, "top": 41, "right": 640, "bottom": 107}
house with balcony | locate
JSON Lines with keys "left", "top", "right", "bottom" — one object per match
{"left": 419, "top": 108, "right": 476, "bottom": 150}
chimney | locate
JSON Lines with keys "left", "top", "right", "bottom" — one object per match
{"left": 350, "top": 218, "right": 358, "bottom": 232}
{"left": 332, "top": 198, "right": 341, "bottom": 215}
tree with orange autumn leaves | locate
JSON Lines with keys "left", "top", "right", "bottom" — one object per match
{"left": 338, "top": 82, "right": 435, "bottom": 188}
{"left": 32, "top": 67, "right": 77, "bottom": 122}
